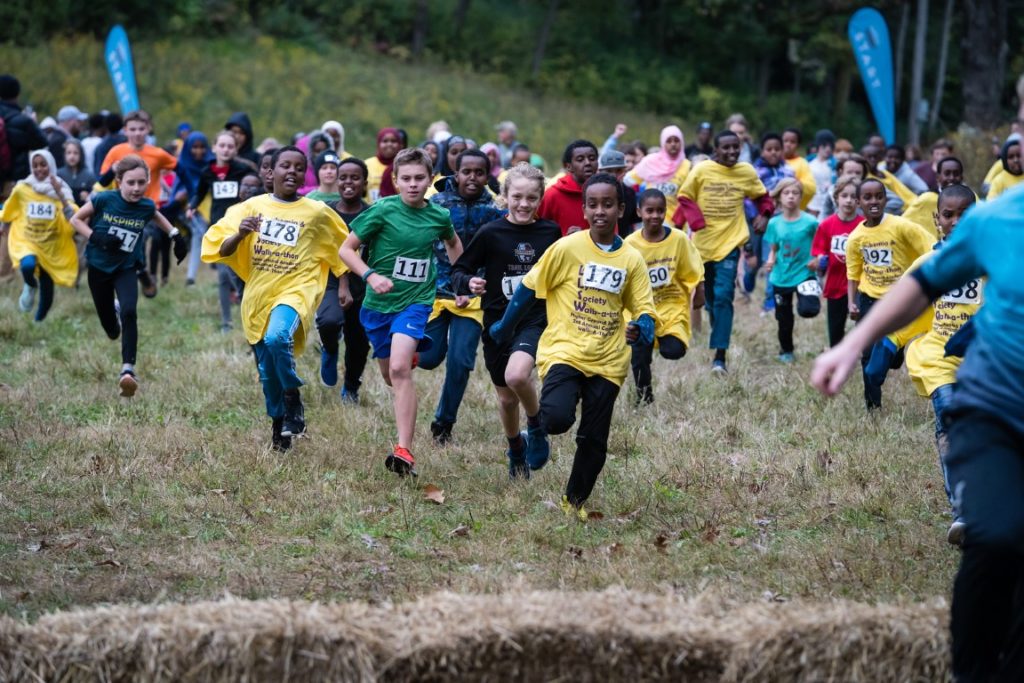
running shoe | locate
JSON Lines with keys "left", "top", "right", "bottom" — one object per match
{"left": 778, "top": 352, "right": 795, "bottom": 364}
{"left": 507, "top": 431, "right": 530, "bottom": 480}
{"left": 320, "top": 349, "right": 338, "bottom": 387}
{"left": 947, "top": 520, "right": 966, "bottom": 546}
{"left": 525, "top": 423, "right": 550, "bottom": 470}
{"left": 272, "top": 416, "right": 292, "bottom": 452}
{"left": 18, "top": 284, "right": 35, "bottom": 313}
{"left": 138, "top": 270, "right": 157, "bottom": 299}
{"left": 711, "top": 359, "right": 728, "bottom": 374}
{"left": 385, "top": 446, "right": 417, "bottom": 477}
{"left": 430, "top": 420, "right": 453, "bottom": 445}
{"left": 281, "top": 389, "right": 305, "bottom": 437}
{"left": 559, "top": 495, "right": 588, "bottom": 522}
{"left": 340, "top": 387, "right": 359, "bottom": 405}
{"left": 635, "top": 385, "right": 654, "bottom": 406}
{"left": 118, "top": 369, "right": 138, "bottom": 398}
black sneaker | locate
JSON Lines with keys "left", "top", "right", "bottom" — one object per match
{"left": 635, "top": 385, "right": 654, "bottom": 406}
{"left": 272, "top": 417, "right": 292, "bottom": 452}
{"left": 430, "top": 420, "right": 453, "bottom": 445}
{"left": 282, "top": 389, "right": 305, "bottom": 437}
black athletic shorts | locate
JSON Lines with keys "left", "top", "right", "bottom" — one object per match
{"left": 482, "top": 322, "right": 543, "bottom": 387}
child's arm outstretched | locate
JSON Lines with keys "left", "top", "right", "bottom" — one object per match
{"left": 71, "top": 202, "right": 122, "bottom": 250}
{"left": 219, "top": 214, "right": 260, "bottom": 257}
{"left": 339, "top": 232, "right": 392, "bottom": 294}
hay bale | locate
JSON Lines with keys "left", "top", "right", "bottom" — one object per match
{"left": 0, "top": 590, "right": 950, "bottom": 682}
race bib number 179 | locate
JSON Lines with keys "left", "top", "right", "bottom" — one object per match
{"left": 580, "top": 262, "right": 626, "bottom": 294}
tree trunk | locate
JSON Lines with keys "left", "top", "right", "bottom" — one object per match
{"left": 894, "top": 3, "right": 910, "bottom": 109}
{"left": 908, "top": 0, "right": 929, "bottom": 145}
{"left": 453, "top": 0, "right": 472, "bottom": 40}
{"left": 756, "top": 58, "right": 771, "bottom": 110}
{"left": 531, "top": 0, "right": 559, "bottom": 80}
{"left": 963, "top": 0, "right": 1008, "bottom": 128}
{"left": 832, "top": 60, "right": 853, "bottom": 125}
{"left": 412, "top": 0, "right": 429, "bottom": 57}
{"left": 928, "top": 0, "right": 955, "bottom": 134}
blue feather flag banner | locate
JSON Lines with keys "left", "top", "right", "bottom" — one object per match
{"left": 105, "top": 25, "right": 140, "bottom": 113}
{"left": 848, "top": 8, "right": 895, "bottom": 145}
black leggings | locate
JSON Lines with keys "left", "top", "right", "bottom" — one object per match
{"left": 316, "top": 285, "right": 371, "bottom": 394}
{"left": 631, "top": 335, "right": 686, "bottom": 390}
{"left": 88, "top": 267, "right": 139, "bottom": 364}
{"left": 826, "top": 295, "right": 848, "bottom": 347}
{"left": 773, "top": 285, "right": 797, "bottom": 353}
{"left": 146, "top": 225, "right": 170, "bottom": 280}
{"left": 856, "top": 292, "right": 880, "bottom": 408}
{"left": 540, "top": 363, "right": 620, "bottom": 506}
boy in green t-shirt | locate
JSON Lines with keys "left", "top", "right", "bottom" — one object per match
{"left": 340, "top": 148, "right": 463, "bottom": 476}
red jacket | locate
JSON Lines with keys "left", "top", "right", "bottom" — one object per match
{"left": 538, "top": 174, "right": 586, "bottom": 236}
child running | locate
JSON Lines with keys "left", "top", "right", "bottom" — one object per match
{"left": 202, "top": 146, "right": 350, "bottom": 451}
{"left": 71, "top": 155, "right": 187, "bottom": 396}
{"left": 187, "top": 130, "right": 254, "bottom": 331}
{"left": 449, "top": 162, "right": 562, "bottom": 478}
{"left": 901, "top": 156, "right": 965, "bottom": 234}
{"left": 845, "top": 177, "right": 934, "bottom": 408}
{"left": 365, "top": 128, "right": 402, "bottom": 204}
{"left": 339, "top": 148, "right": 463, "bottom": 476}
{"left": 317, "top": 157, "right": 371, "bottom": 403}
{"left": 538, "top": 139, "right": 599, "bottom": 235}
{"left": 811, "top": 177, "right": 864, "bottom": 346}
{"left": 489, "top": 173, "right": 657, "bottom": 519}
{"left": 1, "top": 150, "right": 78, "bottom": 322}
{"left": 624, "top": 188, "right": 704, "bottom": 404}
{"left": 763, "top": 178, "right": 820, "bottom": 362}
{"left": 418, "top": 149, "right": 506, "bottom": 445}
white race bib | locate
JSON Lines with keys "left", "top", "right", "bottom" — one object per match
{"left": 107, "top": 226, "right": 139, "bottom": 253}
{"left": 941, "top": 279, "right": 983, "bottom": 305}
{"left": 580, "top": 262, "right": 626, "bottom": 294}
{"left": 259, "top": 217, "right": 301, "bottom": 247}
{"left": 392, "top": 256, "right": 429, "bottom": 283}
{"left": 647, "top": 265, "right": 670, "bottom": 288}
{"left": 830, "top": 235, "right": 848, "bottom": 259}
{"left": 212, "top": 181, "right": 238, "bottom": 200}
{"left": 797, "top": 279, "right": 822, "bottom": 297}
{"left": 861, "top": 246, "right": 893, "bottom": 266}
{"left": 501, "top": 274, "right": 525, "bottom": 300}
{"left": 27, "top": 201, "right": 56, "bottom": 221}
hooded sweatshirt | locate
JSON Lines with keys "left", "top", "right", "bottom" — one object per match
{"left": 538, "top": 173, "right": 586, "bottom": 236}
{"left": 225, "top": 112, "right": 258, "bottom": 168}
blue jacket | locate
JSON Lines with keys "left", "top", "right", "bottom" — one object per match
{"left": 429, "top": 176, "right": 506, "bottom": 297}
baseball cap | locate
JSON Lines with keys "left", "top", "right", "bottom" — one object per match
{"left": 57, "top": 105, "right": 88, "bottom": 123}
{"left": 314, "top": 151, "right": 341, "bottom": 173}
{"left": 39, "top": 116, "right": 57, "bottom": 131}
{"left": 698, "top": 121, "right": 713, "bottom": 130}
{"left": 598, "top": 149, "right": 626, "bottom": 170}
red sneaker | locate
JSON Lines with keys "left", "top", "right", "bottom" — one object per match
{"left": 385, "top": 446, "right": 417, "bottom": 477}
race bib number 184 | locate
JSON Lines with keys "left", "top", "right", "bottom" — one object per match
{"left": 581, "top": 262, "right": 626, "bottom": 294}
{"left": 259, "top": 217, "right": 301, "bottom": 247}
{"left": 27, "top": 201, "right": 56, "bottom": 221}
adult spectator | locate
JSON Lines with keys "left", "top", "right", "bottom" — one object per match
{"left": 92, "top": 112, "right": 126, "bottom": 175}
{"left": 913, "top": 139, "right": 953, "bottom": 192}
{"left": 495, "top": 120, "right": 518, "bottom": 168}
{"left": 0, "top": 74, "right": 47, "bottom": 192}
{"left": 47, "top": 105, "right": 88, "bottom": 167}
{"left": 80, "top": 111, "right": 108, "bottom": 172}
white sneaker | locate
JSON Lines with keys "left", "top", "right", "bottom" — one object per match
{"left": 947, "top": 520, "right": 966, "bottom": 546}
{"left": 18, "top": 284, "right": 36, "bottom": 313}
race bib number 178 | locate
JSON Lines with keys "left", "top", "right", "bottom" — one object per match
{"left": 259, "top": 217, "right": 301, "bottom": 247}
{"left": 581, "top": 262, "right": 626, "bottom": 294}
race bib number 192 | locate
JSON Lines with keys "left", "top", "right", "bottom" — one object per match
{"left": 392, "top": 256, "right": 429, "bottom": 283}
{"left": 27, "top": 202, "right": 56, "bottom": 221}
{"left": 581, "top": 262, "right": 626, "bottom": 294}
{"left": 259, "top": 217, "right": 301, "bottom": 247}
{"left": 861, "top": 246, "right": 893, "bottom": 266}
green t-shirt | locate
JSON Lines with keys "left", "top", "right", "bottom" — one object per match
{"left": 352, "top": 195, "right": 454, "bottom": 313}
{"left": 305, "top": 190, "right": 341, "bottom": 204}
{"left": 765, "top": 211, "right": 818, "bottom": 288}
{"left": 85, "top": 190, "right": 156, "bottom": 273}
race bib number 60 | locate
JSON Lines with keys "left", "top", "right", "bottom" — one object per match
{"left": 393, "top": 256, "right": 429, "bottom": 283}
{"left": 501, "top": 274, "right": 525, "bottom": 299}
{"left": 27, "top": 201, "right": 56, "bottom": 221}
{"left": 107, "top": 226, "right": 139, "bottom": 253}
{"left": 648, "top": 265, "right": 670, "bottom": 288}
{"left": 861, "top": 247, "right": 893, "bottom": 266}
{"left": 259, "top": 217, "right": 301, "bottom": 247}
{"left": 942, "top": 279, "right": 983, "bottom": 305}
{"left": 581, "top": 262, "right": 626, "bottom": 294}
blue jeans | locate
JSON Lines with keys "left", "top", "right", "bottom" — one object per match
{"left": 20, "top": 254, "right": 54, "bottom": 321}
{"left": 252, "top": 305, "right": 303, "bottom": 418}
{"left": 186, "top": 213, "right": 208, "bottom": 281}
{"left": 418, "top": 309, "right": 482, "bottom": 425}
{"left": 932, "top": 382, "right": 957, "bottom": 505}
{"left": 703, "top": 248, "right": 740, "bottom": 351}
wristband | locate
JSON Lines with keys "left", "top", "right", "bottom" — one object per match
{"left": 361, "top": 268, "right": 377, "bottom": 282}
{"left": 168, "top": 228, "right": 180, "bottom": 238}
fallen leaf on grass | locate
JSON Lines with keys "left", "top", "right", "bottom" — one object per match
{"left": 423, "top": 484, "right": 445, "bottom": 504}
{"left": 586, "top": 510, "right": 604, "bottom": 520}
{"left": 542, "top": 500, "right": 560, "bottom": 511}
{"left": 729, "top": 537, "right": 748, "bottom": 548}
{"left": 94, "top": 559, "right": 122, "bottom": 569}
{"left": 208, "top": 488, "right": 228, "bottom": 496}
{"left": 616, "top": 508, "right": 642, "bottom": 522}
{"left": 26, "top": 540, "right": 50, "bottom": 553}
{"left": 449, "top": 524, "right": 470, "bottom": 537}
{"left": 566, "top": 546, "right": 584, "bottom": 561}
{"left": 654, "top": 533, "right": 670, "bottom": 553}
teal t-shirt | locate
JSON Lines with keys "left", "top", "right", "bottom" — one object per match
{"left": 352, "top": 195, "right": 454, "bottom": 314}
{"left": 305, "top": 190, "right": 341, "bottom": 204}
{"left": 85, "top": 190, "right": 156, "bottom": 273}
{"left": 765, "top": 211, "right": 818, "bottom": 288}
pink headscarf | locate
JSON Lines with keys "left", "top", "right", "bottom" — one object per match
{"left": 632, "top": 125, "right": 685, "bottom": 184}
{"left": 480, "top": 142, "right": 502, "bottom": 178}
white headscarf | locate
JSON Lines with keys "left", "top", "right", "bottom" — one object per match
{"left": 19, "top": 149, "right": 74, "bottom": 203}
{"left": 321, "top": 121, "right": 345, "bottom": 156}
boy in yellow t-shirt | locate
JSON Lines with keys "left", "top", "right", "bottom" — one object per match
{"left": 845, "top": 177, "right": 934, "bottom": 408}
{"left": 625, "top": 188, "right": 704, "bottom": 404}
{"left": 782, "top": 128, "right": 817, "bottom": 210}
{"left": 202, "top": 146, "right": 349, "bottom": 451}
{"left": 902, "top": 156, "right": 965, "bottom": 235}
{"left": 488, "top": 173, "right": 657, "bottom": 520}
{"left": 674, "top": 130, "right": 773, "bottom": 373}
{"left": 986, "top": 138, "right": 1023, "bottom": 199}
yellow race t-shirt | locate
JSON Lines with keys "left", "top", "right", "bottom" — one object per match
{"left": 624, "top": 159, "right": 692, "bottom": 223}
{"left": 624, "top": 227, "right": 704, "bottom": 344}
{"left": 678, "top": 161, "right": 766, "bottom": 263}
{"left": 903, "top": 251, "right": 983, "bottom": 396}
{"left": 987, "top": 171, "right": 1024, "bottom": 199}
{"left": 871, "top": 171, "right": 916, "bottom": 212}
{"left": 845, "top": 214, "right": 935, "bottom": 299}
{"left": 201, "top": 194, "right": 349, "bottom": 353}
{"left": 784, "top": 156, "right": 817, "bottom": 210}
{"left": 523, "top": 231, "right": 656, "bottom": 386}
{"left": 901, "top": 191, "right": 938, "bottom": 236}
{"left": 1, "top": 184, "right": 78, "bottom": 287}
{"left": 364, "top": 156, "right": 389, "bottom": 204}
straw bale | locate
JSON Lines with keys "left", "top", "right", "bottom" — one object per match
{"left": 0, "top": 589, "right": 950, "bottom": 682}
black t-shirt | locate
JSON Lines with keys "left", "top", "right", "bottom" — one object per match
{"left": 191, "top": 160, "right": 254, "bottom": 224}
{"left": 329, "top": 201, "right": 369, "bottom": 298}
{"left": 450, "top": 217, "right": 562, "bottom": 325}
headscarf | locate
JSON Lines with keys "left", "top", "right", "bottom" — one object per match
{"left": 1001, "top": 135, "right": 1022, "bottom": 175}
{"left": 295, "top": 134, "right": 318, "bottom": 195}
{"left": 435, "top": 135, "right": 467, "bottom": 177}
{"left": 631, "top": 125, "right": 685, "bottom": 184}
{"left": 480, "top": 142, "right": 502, "bottom": 178}
{"left": 174, "top": 131, "right": 214, "bottom": 199}
{"left": 321, "top": 120, "right": 345, "bottom": 156}
{"left": 20, "top": 149, "right": 74, "bottom": 203}
{"left": 376, "top": 127, "right": 401, "bottom": 165}
{"left": 376, "top": 128, "right": 406, "bottom": 199}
